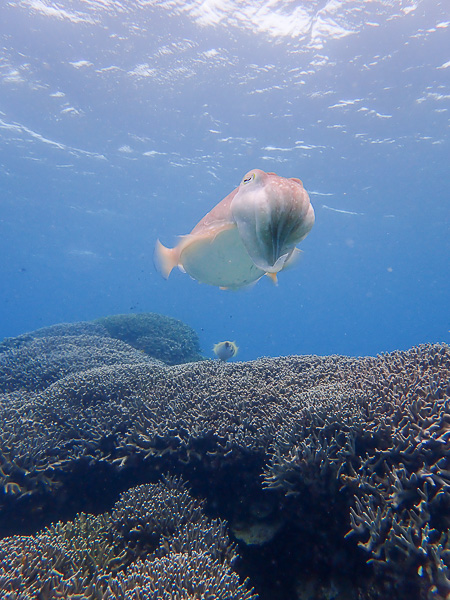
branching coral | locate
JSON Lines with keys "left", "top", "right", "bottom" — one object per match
{"left": 0, "top": 476, "right": 255, "bottom": 600}
{"left": 0, "top": 318, "right": 448, "bottom": 599}
{"left": 108, "top": 551, "right": 257, "bottom": 600}
{"left": 0, "top": 321, "right": 110, "bottom": 353}
{"left": 0, "top": 334, "right": 159, "bottom": 394}
{"left": 343, "top": 344, "right": 450, "bottom": 599}
{"left": 95, "top": 312, "right": 203, "bottom": 365}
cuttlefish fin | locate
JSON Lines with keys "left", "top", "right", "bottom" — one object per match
{"left": 154, "top": 240, "right": 179, "bottom": 279}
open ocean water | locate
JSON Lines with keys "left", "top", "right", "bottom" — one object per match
{"left": 0, "top": 2, "right": 449, "bottom": 600}
{"left": 0, "top": 0, "right": 448, "bottom": 360}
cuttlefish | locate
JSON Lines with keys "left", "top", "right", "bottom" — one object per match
{"left": 155, "top": 168, "right": 315, "bottom": 290}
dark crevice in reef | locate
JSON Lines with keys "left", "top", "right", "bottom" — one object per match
{"left": 0, "top": 450, "right": 267, "bottom": 539}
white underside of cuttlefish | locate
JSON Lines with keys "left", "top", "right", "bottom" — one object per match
{"left": 155, "top": 168, "right": 315, "bottom": 290}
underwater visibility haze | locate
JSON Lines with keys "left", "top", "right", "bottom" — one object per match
{"left": 1, "top": 3, "right": 450, "bottom": 600}
{"left": 0, "top": 0, "right": 449, "bottom": 359}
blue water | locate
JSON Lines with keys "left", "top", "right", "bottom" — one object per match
{"left": 0, "top": 0, "right": 449, "bottom": 361}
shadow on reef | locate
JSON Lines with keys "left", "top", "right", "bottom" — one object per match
{"left": 0, "top": 315, "right": 449, "bottom": 599}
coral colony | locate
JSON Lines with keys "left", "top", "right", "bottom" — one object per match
{"left": 0, "top": 314, "right": 448, "bottom": 599}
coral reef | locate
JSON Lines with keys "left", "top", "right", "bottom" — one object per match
{"left": 0, "top": 334, "right": 159, "bottom": 394}
{"left": 0, "top": 321, "right": 110, "bottom": 352}
{"left": 95, "top": 312, "right": 203, "bottom": 364}
{"left": 262, "top": 344, "right": 450, "bottom": 599}
{"left": 0, "top": 476, "right": 256, "bottom": 599}
{"left": 344, "top": 346, "right": 450, "bottom": 600}
{"left": 0, "top": 319, "right": 448, "bottom": 600}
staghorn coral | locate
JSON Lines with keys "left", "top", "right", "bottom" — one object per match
{"left": 342, "top": 344, "right": 450, "bottom": 600}
{"left": 0, "top": 351, "right": 359, "bottom": 528}
{"left": 0, "top": 321, "right": 448, "bottom": 599}
{"left": 0, "top": 311, "right": 202, "bottom": 395}
{"left": 108, "top": 551, "right": 257, "bottom": 600}
{"left": 0, "top": 476, "right": 255, "bottom": 600}
{"left": 0, "top": 334, "right": 159, "bottom": 394}
{"left": 0, "top": 533, "right": 76, "bottom": 598}
{"left": 111, "top": 476, "right": 237, "bottom": 568}
{"left": 111, "top": 476, "right": 205, "bottom": 543}
{"left": 0, "top": 321, "right": 110, "bottom": 353}
{"left": 95, "top": 312, "right": 203, "bottom": 365}
{"left": 43, "top": 511, "right": 123, "bottom": 576}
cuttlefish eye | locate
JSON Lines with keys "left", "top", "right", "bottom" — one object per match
{"left": 242, "top": 172, "right": 256, "bottom": 185}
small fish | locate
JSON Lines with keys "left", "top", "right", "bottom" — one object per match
{"left": 213, "top": 341, "right": 238, "bottom": 362}
{"left": 155, "top": 169, "right": 314, "bottom": 289}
